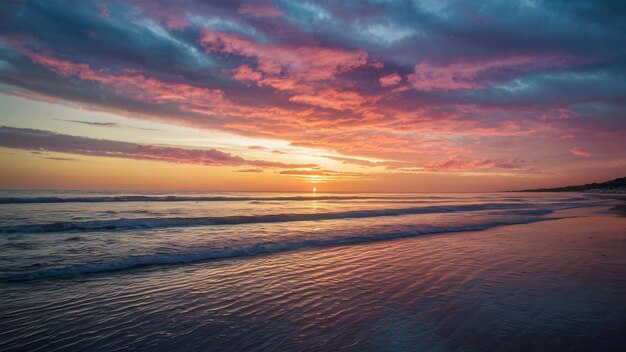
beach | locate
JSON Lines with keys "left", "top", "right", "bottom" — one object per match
{"left": 1, "top": 193, "right": 625, "bottom": 351}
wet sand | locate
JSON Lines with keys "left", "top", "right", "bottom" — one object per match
{"left": 1, "top": 208, "right": 625, "bottom": 351}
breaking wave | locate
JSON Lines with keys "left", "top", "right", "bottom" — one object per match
{"left": 0, "top": 217, "right": 554, "bottom": 282}
{"left": 0, "top": 203, "right": 540, "bottom": 234}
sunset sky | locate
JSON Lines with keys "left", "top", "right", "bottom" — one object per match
{"left": 0, "top": 0, "right": 625, "bottom": 192}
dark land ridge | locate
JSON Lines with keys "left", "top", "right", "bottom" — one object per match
{"left": 516, "top": 176, "right": 626, "bottom": 192}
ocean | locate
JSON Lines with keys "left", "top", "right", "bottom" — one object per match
{"left": 1, "top": 191, "right": 625, "bottom": 351}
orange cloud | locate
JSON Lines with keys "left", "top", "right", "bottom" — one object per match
{"left": 236, "top": 168, "right": 264, "bottom": 173}
{"left": 290, "top": 89, "right": 370, "bottom": 111}
{"left": 278, "top": 168, "right": 368, "bottom": 182}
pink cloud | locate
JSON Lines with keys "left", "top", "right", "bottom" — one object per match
{"left": 200, "top": 30, "right": 368, "bottom": 81}
{"left": 135, "top": 145, "right": 246, "bottom": 165}
{"left": 408, "top": 55, "right": 570, "bottom": 91}
{"left": 570, "top": 147, "right": 591, "bottom": 157}
{"left": 9, "top": 56, "right": 553, "bottom": 165}
{"left": 539, "top": 108, "right": 576, "bottom": 121}
{"left": 369, "top": 60, "right": 384, "bottom": 69}
{"left": 322, "top": 155, "right": 379, "bottom": 167}
{"left": 290, "top": 89, "right": 370, "bottom": 111}
{"left": 379, "top": 72, "right": 402, "bottom": 87}
{"left": 200, "top": 30, "right": 371, "bottom": 111}
{"left": 16, "top": 48, "right": 586, "bottom": 174}
{"left": 232, "top": 65, "right": 262, "bottom": 81}
{"left": 21, "top": 37, "right": 530, "bottom": 163}
{"left": 25, "top": 51, "right": 225, "bottom": 109}
{"left": 424, "top": 157, "right": 525, "bottom": 171}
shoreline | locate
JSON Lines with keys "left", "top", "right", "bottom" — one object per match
{"left": 2, "top": 209, "right": 625, "bottom": 351}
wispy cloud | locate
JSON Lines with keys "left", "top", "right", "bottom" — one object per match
{"left": 0, "top": 127, "right": 316, "bottom": 169}
{"left": 278, "top": 169, "right": 367, "bottom": 182}
{"left": 423, "top": 158, "right": 526, "bottom": 172}
{"left": 321, "top": 155, "right": 386, "bottom": 167}
{"left": 236, "top": 168, "right": 263, "bottom": 173}
{"left": 570, "top": 147, "right": 592, "bottom": 157}
{"left": 58, "top": 119, "right": 119, "bottom": 127}
{"left": 44, "top": 156, "right": 78, "bottom": 162}
{"left": 57, "top": 119, "right": 160, "bottom": 131}
{"left": 237, "top": 3, "right": 282, "bottom": 19}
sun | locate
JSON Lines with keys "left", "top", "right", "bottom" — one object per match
{"left": 313, "top": 186, "right": 317, "bottom": 193}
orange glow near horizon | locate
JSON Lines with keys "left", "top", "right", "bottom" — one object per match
{"left": 1, "top": 146, "right": 622, "bottom": 192}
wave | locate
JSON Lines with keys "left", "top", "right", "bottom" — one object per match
{"left": 0, "top": 203, "right": 539, "bottom": 234}
{"left": 0, "top": 217, "right": 556, "bottom": 282}
{"left": 0, "top": 195, "right": 449, "bottom": 204}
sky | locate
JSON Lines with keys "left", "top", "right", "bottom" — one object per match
{"left": 0, "top": 0, "right": 625, "bottom": 192}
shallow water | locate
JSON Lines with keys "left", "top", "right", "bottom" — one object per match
{"left": 0, "top": 191, "right": 624, "bottom": 351}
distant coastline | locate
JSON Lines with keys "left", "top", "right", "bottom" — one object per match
{"left": 514, "top": 176, "right": 626, "bottom": 193}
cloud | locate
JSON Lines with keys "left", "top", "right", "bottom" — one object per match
{"left": 279, "top": 169, "right": 364, "bottom": 176}
{"left": 44, "top": 156, "right": 78, "bottom": 162}
{"left": 238, "top": 3, "right": 282, "bottom": 19}
{"left": 379, "top": 72, "right": 402, "bottom": 87}
{"left": 0, "top": 0, "right": 624, "bottom": 184}
{"left": 236, "top": 168, "right": 263, "bottom": 173}
{"left": 570, "top": 147, "right": 591, "bottom": 157}
{"left": 424, "top": 157, "right": 526, "bottom": 172}
{"left": 57, "top": 119, "right": 160, "bottom": 131}
{"left": 232, "top": 65, "right": 262, "bottom": 82}
{"left": 408, "top": 56, "right": 572, "bottom": 91}
{"left": 322, "top": 155, "right": 380, "bottom": 167}
{"left": 323, "top": 154, "right": 526, "bottom": 173}
{"left": 24, "top": 50, "right": 224, "bottom": 108}
{"left": 0, "top": 126, "right": 316, "bottom": 169}
{"left": 199, "top": 30, "right": 369, "bottom": 83}
{"left": 58, "top": 119, "right": 119, "bottom": 127}
{"left": 278, "top": 168, "right": 367, "bottom": 182}
{"left": 289, "top": 89, "right": 370, "bottom": 111}
{"left": 199, "top": 29, "right": 372, "bottom": 111}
